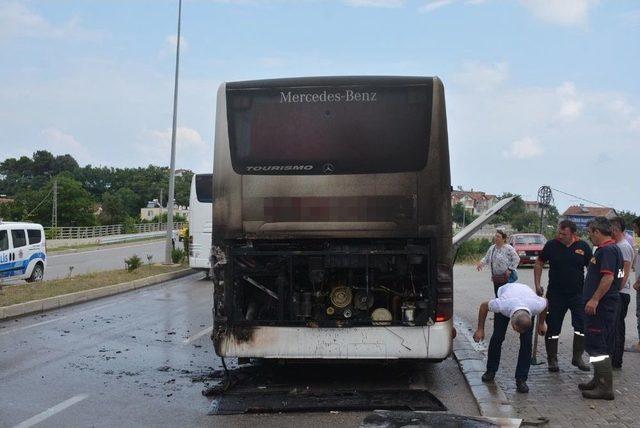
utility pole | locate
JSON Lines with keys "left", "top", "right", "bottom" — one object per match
{"left": 165, "top": 0, "right": 182, "bottom": 264}
{"left": 52, "top": 179, "right": 58, "bottom": 239}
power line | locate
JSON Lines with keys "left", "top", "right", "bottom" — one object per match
{"left": 549, "top": 187, "right": 609, "bottom": 208}
{"left": 26, "top": 186, "right": 53, "bottom": 217}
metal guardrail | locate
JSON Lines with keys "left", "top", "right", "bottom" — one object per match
{"left": 45, "top": 222, "right": 185, "bottom": 240}
{"left": 98, "top": 231, "right": 167, "bottom": 244}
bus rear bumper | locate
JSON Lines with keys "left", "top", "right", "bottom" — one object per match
{"left": 214, "top": 319, "right": 453, "bottom": 360}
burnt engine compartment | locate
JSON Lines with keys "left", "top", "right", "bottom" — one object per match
{"left": 214, "top": 239, "right": 437, "bottom": 327}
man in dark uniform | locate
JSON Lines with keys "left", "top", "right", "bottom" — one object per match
{"left": 534, "top": 220, "right": 592, "bottom": 372}
{"left": 578, "top": 217, "right": 623, "bottom": 400}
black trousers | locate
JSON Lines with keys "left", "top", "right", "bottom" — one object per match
{"left": 612, "top": 293, "right": 631, "bottom": 366}
{"left": 486, "top": 312, "right": 534, "bottom": 380}
{"left": 585, "top": 295, "right": 619, "bottom": 356}
{"left": 545, "top": 293, "right": 585, "bottom": 338}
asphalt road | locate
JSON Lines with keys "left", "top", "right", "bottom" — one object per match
{"left": 0, "top": 273, "right": 479, "bottom": 428}
{"left": 44, "top": 240, "right": 167, "bottom": 281}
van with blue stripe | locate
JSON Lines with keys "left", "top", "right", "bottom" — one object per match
{"left": 0, "top": 221, "right": 46, "bottom": 283}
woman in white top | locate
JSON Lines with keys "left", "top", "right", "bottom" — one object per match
{"left": 476, "top": 230, "right": 520, "bottom": 295}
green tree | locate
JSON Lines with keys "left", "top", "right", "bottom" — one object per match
{"left": 116, "top": 187, "right": 140, "bottom": 218}
{"left": 618, "top": 210, "right": 638, "bottom": 230}
{"left": 545, "top": 205, "right": 559, "bottom": 227}
{"left": 175, "top": 171, "right": 194, "bottom": 206}
{"left": 25, "top": 174, "right": 96, "bottom": 226}
{"left": 99, "top": 192, "right": 126, "bottom": 225}
{"left": 490, "top": 193, "right": 525, "bottom": 225}
{"left": 53, "top": 154, "right": 80, "bottom": 176}
{"left": 511, "top": 211, "right": 541, "bottom": 232}
{"left": 452, "top": 202, "right": 477, "bottom": 226}
{"left": 31, "top": 150, "right": 56, "bottom": 177}
{"left": 153, "top": 212, "right": 187, "bottom": 223}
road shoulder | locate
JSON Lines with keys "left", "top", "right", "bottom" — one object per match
{"left": 0, "top": 268, "right": 196, "bottom": 320}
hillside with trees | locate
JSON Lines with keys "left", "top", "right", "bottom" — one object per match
{"left": 0, "top": 151, "right": 193, "bottom": 227}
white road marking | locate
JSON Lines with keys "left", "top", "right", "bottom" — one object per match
{"left": 79, "top": 302, "right": 119, "bottom": 314}
{"left": 184, "top": 326, "right": 213, "bottom": 344}
{"left": 12, "top": 394, "right": 89, "bottom": 428}
{"left": 0, "top": 302, "right": 120, "bottom": 336}
{"left": 0, "top": 317, "right": 67, "bottom": 336}
{"left": 49, "top": 241, "right": 162, "bottom": 259}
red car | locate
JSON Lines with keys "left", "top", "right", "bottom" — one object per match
{"left": 509, "top": 233, "right": 547, "bottom": 266}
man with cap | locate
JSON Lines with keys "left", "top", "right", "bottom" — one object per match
{"left": 579, "top": 217, "right": 623, "bottom": 400}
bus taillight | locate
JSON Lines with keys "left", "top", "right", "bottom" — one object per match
{"left": 435, "top": 263, "right": 453, "bottom": 322}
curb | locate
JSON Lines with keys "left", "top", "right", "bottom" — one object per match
{"left": 453, "top": 316, "right": 518, "bottom": 421}
{"left": 0, "top": 268, "right": 197, "bottom": 320}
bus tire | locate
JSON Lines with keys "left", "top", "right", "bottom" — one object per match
{"left": 26, "top": 263, "right": 44, "bottom": 283}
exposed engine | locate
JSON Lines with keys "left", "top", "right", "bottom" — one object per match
{"left": 213, "top": 239, "right": 437, "bottom": 327}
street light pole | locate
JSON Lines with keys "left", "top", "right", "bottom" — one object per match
{"left": 165, "top": 0, "right": 182, "bottom": 264}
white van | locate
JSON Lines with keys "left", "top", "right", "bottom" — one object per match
{"left": 0, "top": 221, "right": 47, "bottom": 282}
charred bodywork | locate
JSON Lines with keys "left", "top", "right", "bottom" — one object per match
{"left": 211, "top": 76, "right": 453, "bottom": 360}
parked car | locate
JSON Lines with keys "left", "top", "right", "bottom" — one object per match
{"left": 0, "top": 221, "right": 47, "bottom": 282}
{"left": 509, "top": 233, "right": 546, "bottom": 266}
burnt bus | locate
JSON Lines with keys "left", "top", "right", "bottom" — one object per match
{"left": 211, "top": 76, "right": 453, "bottom": 360}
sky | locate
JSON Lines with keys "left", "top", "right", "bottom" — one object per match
{"left": 0, "top": 0, "right": 639, "bottom": 214}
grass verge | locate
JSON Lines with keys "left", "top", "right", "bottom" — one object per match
{"left": 48, "top": 237, "right": 170, "bottom": 254}
{"left": 0, "top": 264, "right": 187, "bottom": 307}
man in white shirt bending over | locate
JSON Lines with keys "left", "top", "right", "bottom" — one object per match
{"left": 473, "top": 282, "right": 547, "bottom": 393}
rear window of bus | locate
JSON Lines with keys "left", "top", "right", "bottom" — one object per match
{"left": 226, "top": 80, "right": 433, "bottom": 175}
{"left": 195, "top": 174, "right": 213, "bottom": 203}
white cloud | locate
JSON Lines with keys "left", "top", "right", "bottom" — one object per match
{"left": 166, "top": 35, "right": 188, "bottom": 50}
{"left": 452, "top": 61, "right": 509, "bottom": 91}
{"left": 358, "top": 0, "right": 596, "bottom": 23}
{"left": 345, "top": 0, "right": 404, "bottom": 7}
{"left": 556, "top": 81, "right": 583, "bottom": 120}
{"left": 519, "top": 0, "right": 599, "bottom": 27}
{"left": 134, "top": 126, "right": 213, "bottom": 171}
{"left": 419, "top": 0, "right": 454, "bottom": 13}
{"left": 447, "top": 60, "right": 639, "bottom": 213}
{"left": 40, "top": 128, "right": 93, "bottom": 165}
{"left": 0, "top": 1, "right": 97, "bottom": 42}
{"left": 145, "top": 127, "right": 207, "bottom": 152}
{"left": 160, "top": 35, "right": 188, "bottom": 58}
{"left": 137, "top": 126, "right": 210, "bottom": 172}
{"left": 502, "top": 137, "right": 544, "bottom": 159}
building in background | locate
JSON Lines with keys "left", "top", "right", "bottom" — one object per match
{"left": 451, "top": 188, "right": 497, "bottom": 215}
{"left": 140, "top": 199, "right": 188, "bottom": 222}
{"left": 561, "top": 205, "right": 617, "bottom": 230}
{"left": 524, "top": 200, "right": 542, "bottom": 215}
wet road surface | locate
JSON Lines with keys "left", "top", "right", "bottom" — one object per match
{"left": 1, "top": 274, "right": 479, "bottom": 427}
{"left": 44, "top": 240, "right": 167, "bottom": 281}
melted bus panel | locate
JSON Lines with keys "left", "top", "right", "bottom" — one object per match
{"left": 211, "top": 76, "right": 453, "bottom": 360}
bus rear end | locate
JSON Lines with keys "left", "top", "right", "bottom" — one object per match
{"left": 211, "top": 76, "right": 452, "bottom": 360}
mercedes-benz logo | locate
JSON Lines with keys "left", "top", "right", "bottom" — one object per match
{"left": 322, "top": 163, "right": 335, "bottom": 174}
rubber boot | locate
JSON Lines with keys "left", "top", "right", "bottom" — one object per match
{"left": 578, "top": 365, "right": 597, "bottom": 391}
{"left": 545, "top": 337, "right": 559, "bottom": 372}
{"left": 581, "top": 359, "right": 614, "bottom": 400}
{"left": 572, "top": 334, "right": 590, "bottom": 371}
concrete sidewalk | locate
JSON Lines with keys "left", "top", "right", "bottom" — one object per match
{"left": 455, "top": 264, "right": 640, "bottom": 427}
